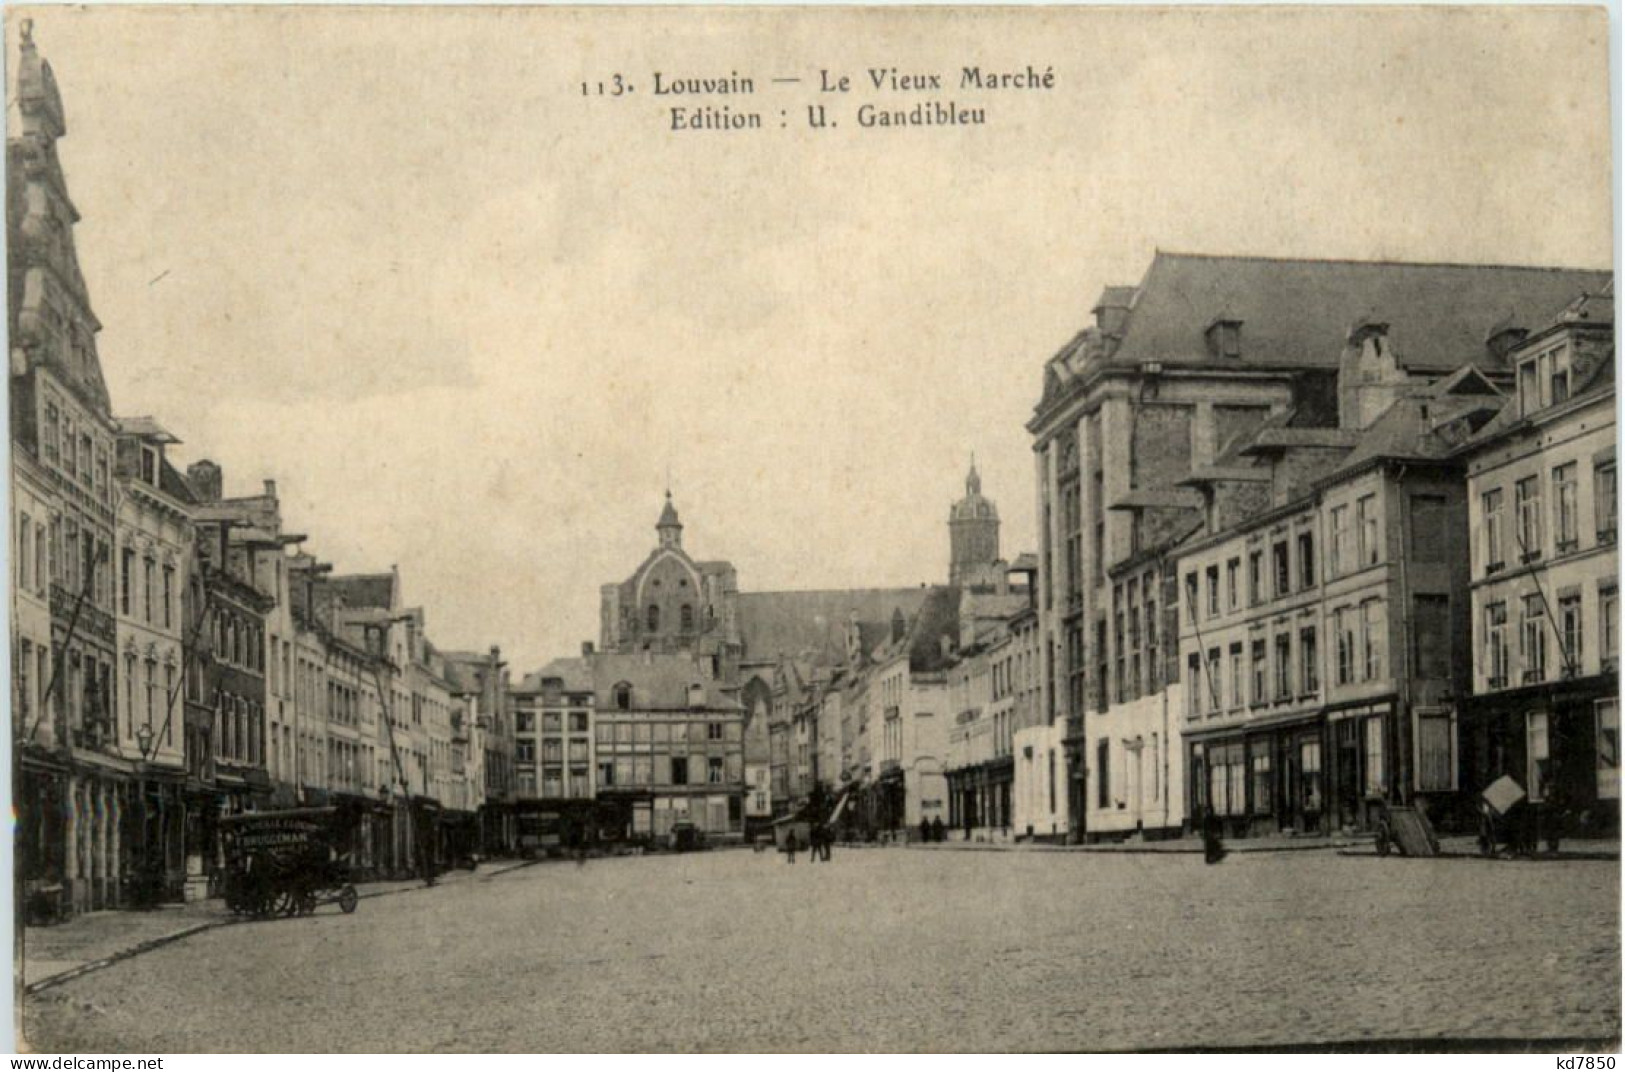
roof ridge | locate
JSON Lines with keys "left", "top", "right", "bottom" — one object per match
{"left": 1152, "top": 249, "right": 1612, "bottom": 274}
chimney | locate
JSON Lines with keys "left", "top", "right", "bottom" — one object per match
{"left": 1339, "top": 319, "right": 1401, "bottom": 432}
{"left": 263, "top": 478, "right": 278, "bottom": 500}
{"left": 891, "top": 607, "right": 907, "bottom": 644}
{"left": 581, "top": 641, "right": 595, "bottom": 657}
{"left": 187, "top": 459, "right": 223, "bottom": 503}
{"left": 1485, "top": 324, "right": 1530, "bottom": 363}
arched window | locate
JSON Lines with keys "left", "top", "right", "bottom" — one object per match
{"left": 647, "top": 604, "right": 660, "bottom": 632}
{"left": 614, "top": 683, "right": 632, "bottom": 711}
{"left": 680, "top": 604, "right": 694, "bottom": 633}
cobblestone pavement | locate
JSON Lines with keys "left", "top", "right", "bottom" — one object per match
{"left": 22, "top": 847, "right": 1620, "bottom": 1052}
{"left": 21, "top": 865, "right": 509, "bottom": 991}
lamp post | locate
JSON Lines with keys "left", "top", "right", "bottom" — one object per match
{"left": 134, "top": 723, "right": 157, "bottom": 903}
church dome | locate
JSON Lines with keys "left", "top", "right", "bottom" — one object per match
{"left": 950, "top": 459, "right": 998, "bottom": 522}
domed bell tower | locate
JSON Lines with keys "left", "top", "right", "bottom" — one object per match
{"left": 949, "top": 456, "right": 1000, "bottom": 588}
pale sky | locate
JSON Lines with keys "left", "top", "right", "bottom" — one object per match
{"left": 16, "top": 6, "right": 1612, "bottom": 673}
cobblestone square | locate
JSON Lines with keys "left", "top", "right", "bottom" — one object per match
{"left": 23, "top": 847, "right": 1621, "bottom": 1052}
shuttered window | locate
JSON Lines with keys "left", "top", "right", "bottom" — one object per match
{"left": 1416, "top": 708, "right": 1455, "bottom": 792}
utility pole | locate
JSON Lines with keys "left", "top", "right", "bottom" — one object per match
{"left": 16, "top": 543, "right": 106, "bottom": 1023}
{"left": 365, "top": 614, "right": 418, "bottom": 880}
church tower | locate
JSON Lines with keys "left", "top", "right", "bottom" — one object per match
{"left": 656, "top": 490, "right": 683, "bottom": 550}
{"left": 949, "top": 457, "right": 1001, "bottom": 588}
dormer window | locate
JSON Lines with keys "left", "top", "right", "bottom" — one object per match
{"left": 1518, "top": 343, "right": 1572, "bottom": 416}
{"left": 1206, "top": 318, "right": 1243, "bottom": 360}
{"left": 687, "top": 683, "right": 705, "bottom": 709}
{"left": 141, "top": 446, "right": 158, "bottom": 486}
{"left": 613, "top": 682, "right": 632, "bottom": 710}
{"left": 1549, "top": 347, "right": 1573, "bottom": 405}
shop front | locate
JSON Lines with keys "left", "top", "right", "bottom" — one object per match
{"left": 946, "top": 756, "right": 1014, "bottom": 838}
{"left": 125, "top": 768, "right": 188, "bottom": 906}
{"left": 1463, "top": 675, "right": 1621, "bottom": 840}
{"left": 871, "top": 765, "right": 906, "bottom": 835}
{"left": 1325, "top": 702, "right": 1395, "bottom": 834}
{"left": 1187, "top": 713, "right": 1326, "bottom": 839}
{"left": 17, "top": 751, "right": 71, "bottom": 923}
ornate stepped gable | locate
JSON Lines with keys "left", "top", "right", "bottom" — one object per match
{"left": 8, "top": 19, "right": 111, "bottom": 425}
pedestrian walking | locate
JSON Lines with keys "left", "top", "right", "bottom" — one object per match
{"left": 931, "top": 816, "right": 945, "bottom": 843}
{"left": 918, "top": 818, "right": 931, "bottom": 844}
{"left": 1202, "top": 807, "right": 1227, "bottom": 865}
{"left": 785, "top": 832, "right": 798, "bottom": 864}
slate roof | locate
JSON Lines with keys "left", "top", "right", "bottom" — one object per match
{"left": 591, "top": 651, "right": 739, "bottom": 711}
{"left": 326, "top": 573, "right": 396, "bottom": 612}
{"left": 159, "top": 459, "right": 198, "bottom": 505}
{"left": 115, "top": 416, "right": 180, "bottom": 443}
{"left": 1464, "top": 281, "right": 1616, "bottom": 446}
{"left": 440, "top": 658, "right": 483, "bottom": 695}
{"left": 736, "top": 588, "right": 930, "bottom": 665}
{"left": 1073, "top": 252, "right": 1612, "bottom": 376}
{"left": 519, "top": 656, "right": 594, "bottom": 694}
{"left": 1319, "top": 371, "right": 1506, "bottom": 481}
{"left": 903, "top": 586, "right": 964, "bottom": 673}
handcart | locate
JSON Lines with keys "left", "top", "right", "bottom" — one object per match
{"left": 1477, "top": 774, "right": 1556, "bottom": 856}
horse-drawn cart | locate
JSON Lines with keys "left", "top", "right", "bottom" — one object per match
{"left": 219, "top": 807, "right": 360, "bottom": 919}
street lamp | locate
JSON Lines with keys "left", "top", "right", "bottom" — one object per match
{"left": 134, "top": 722, "right": 157, "bottom": 904}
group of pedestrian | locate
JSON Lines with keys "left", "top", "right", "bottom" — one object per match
{"left": 917, "top": 816, "right": 948, "bottom": 843}
{"left": 783, "top": 825, "right": 834, "bottom": 863}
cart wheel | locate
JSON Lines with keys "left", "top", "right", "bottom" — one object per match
{"left": 338, "top": 885, "right": 359, "bottom": 914}
{"left": 272, "top": 890, "right": 298, "bottom": 917}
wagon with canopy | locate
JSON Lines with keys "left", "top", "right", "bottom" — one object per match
{"left": 219, "top": 807, "right": 360, "bottom": 918}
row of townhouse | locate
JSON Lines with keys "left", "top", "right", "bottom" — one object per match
{"left": 760, "top": 471, "right": 1041, "bottom": 840}
{"left": 503, "top": 645, "right": 750, "bottom": 849}
{"left": 10, "top": 28, "right": 516, "bottom": 920}
{"left": 1019, "top": 249, "right": 1616, "bottom": 844}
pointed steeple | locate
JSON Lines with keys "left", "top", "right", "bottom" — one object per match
{"left": 966, "top": 453, "right": 981, "bottom": 497}
{"left": 657, "top": 490, "right": 683, "bottom": 549}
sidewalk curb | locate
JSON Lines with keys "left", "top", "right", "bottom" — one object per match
{"left": 1336, "top": 848, "right": 1621, "bottom": 862}
{"left": 901, "top": 840, "right": 1365, "bottom": 856}
{"left": 24, "top": 864, "right": 537, "bottom": 997}
{"left": 24, "top": 917, "right": 237, "bottom": 996}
